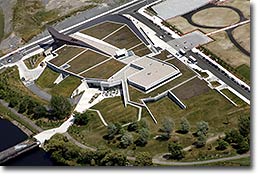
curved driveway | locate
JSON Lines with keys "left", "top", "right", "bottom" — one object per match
{"left": 182, "top": 3, "right": 250, "bottom": 57}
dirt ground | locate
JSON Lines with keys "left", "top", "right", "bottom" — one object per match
{"left": 204, "top": 31, "right": 250, "bottom": 67}
{"left": 167, "top": 16, "right": 213, "bottom": 34}
{"left": 192, "top": 7, "right": 240, "bottom": 27}
{"left": 232, "top": 23, "right": 250, "bottom": 53}
{"left": 172, "top": 77, "right": 210, "bottom": 100}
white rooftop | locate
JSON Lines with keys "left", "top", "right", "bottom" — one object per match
{"left": 152, "top": 0, "right": 210, "bottom": 20}
{"left": 128, "top": 57, "right": 180, "bottom": 90}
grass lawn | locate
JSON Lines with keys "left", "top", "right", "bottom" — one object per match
{"left": 147, "top": 89, "right": 249, "bottom": 135}
{"left": 129, "top": 58, "right": 196, "bottom": 103}
{"left": 0, "top": 8, "right": 4, "bottom": 41}
{"left": 68, "top": 110, "right": 111, "bottom": 147}
{"left": 36, "top": 67, "right": 60, "bottom": 89}
{"left": 24, "top": 53, "right": 45, "bottom": 69}
{"left": 104, "top": 26, "right": 142, "bottom": 49}
{"left": 36, "top": 67, "right": 81, "bottom": 97}
{"left": 91, "top": 97, "right": 139, "bottom": 124}
{"left": 221, "top": 89, "right": 248, "bottom": 107}
{"left": 81, "top": 59, "right": 125, "bottom": 79}
{"left": 193, "top": 156, "right": 250, "bottom": 166}
{"left": 80, "top": 21, "right": 123, "bottom": 39}
{"left": 67, "top": 50, "right": 108, "bottom": 74}
{"left": 153, "top": 50, "right": 173, "bottom": 61}
{"left": 3, "top": 67, "right": 47, "bottom": 104}
{"left": 131, "top": 43, "right": 151, "bottom": 57}
{"left": 35, "top": 118, "right": 64, "bottom": 130}
{"left": 50, "top": 76, "right": 81, "bottom": 97}
{"left": 236, "top": 64, "right": 250, "bottom": 82}
{"left": 50, "top": 46, "right": 85, "bottom": 67}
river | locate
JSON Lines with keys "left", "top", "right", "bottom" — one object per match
{"left": 0, "top": 118, "right": 54, "bottom": 166}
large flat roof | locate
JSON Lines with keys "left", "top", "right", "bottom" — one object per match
{"left": 152, "top": 0, "right": 210, "bottom": 20}
{"left": 128, "top": 57, "right": 180, "bottom": 90}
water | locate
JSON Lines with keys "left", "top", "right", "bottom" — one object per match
{"left": 0, "top": 118, "right": 54, "bottom": 166}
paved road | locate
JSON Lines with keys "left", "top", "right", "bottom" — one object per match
{"left": 186, "top": 50, "right": 250, "bottom": 100}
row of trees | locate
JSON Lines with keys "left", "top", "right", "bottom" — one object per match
{"left": 45, "top": 134, "right": 153, "bottom": 166}
{"left": 223, "top": 116, "right": 250, "bottom": 154}
{"left": 0, "top": 68, "right": 72, "bottom": 121}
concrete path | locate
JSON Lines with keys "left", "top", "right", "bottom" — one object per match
{"left": 152, "top": 153, "right": 250, "bottom": 166}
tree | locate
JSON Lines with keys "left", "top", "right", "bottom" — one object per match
{"left": 135, "top": 128, "right": 150, "bottom": 147}
{"left": 120, "top": 132, "right": 133, "bottom": 148}
{"left": 18, "top": 101, "right": 27, "bottom": 113}
{"left": 195, "top": 132, "right": 207, "bottom": 148}
{"left": 74, "top": 111, "right": 90, "bottom": 125}
{"left": 224, "top": 129, "right": 244, "bottom": 144}
{"left": 168, "top": 142, "right": 184, "bottom": 160}
{"left": 100, "top": 151, "right": 127, "bottom": 166}
{"left": 216, "top": 139, "right": 229, "bottom": 150}
{"left": 196, "top": 121, "right": 209, "bottom": 136}
{"left": 33, "top": 105, "right": 47, "bottom": 119}
{"left": 127, "top": 121, "right": 138, "bottom": 132}
{"left": 179, "top": 118, "right": 190, "bottom": 134}
{"left": 50, "top": 95, "right": 72, "bottom": 120}
{"left": 238, "top": 116, "right": 250, "bottom": 137}
{"left": 236, "top": 139, "right": 250, "bottom": 154}
{"left": 8, "top": 97, "right": 19, "bottom": 108}
{"left": 134, "top": 152, "right": 153, "bottom": 166}
{"left": 106, "top": 123, "right": 118, "bottom": 140}
{"left": 160, "top": 118, "right": 174, "bottom": 134}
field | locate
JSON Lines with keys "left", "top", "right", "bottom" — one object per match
{"left": 236, "top": 64, "right": 250, "bottom": 82}
{"left": 0, "top": 8, "right": 4, "bottom": 41}
{"left": 36, "top": 67, "right": 81, "bottom": 97}
{"left": 172, "top": 77, "right": 209, "bottom": 100}
{"left": 221, "top": 89, "right": 248, "bottom": 107}
{"left": 147, "top": 87, "right": 249, "bottom": 135}
{"left": 13, "top": 0, "right": 59, "bottom": 42}
{"left": 104, "top": 26, "right": 142, "bottom": 49}
{"left": 167, "top": 16, "right": 212, "bottom": 34}
{"left": 80, "top": 21, "right": 124, "bottom": 39}
{"left": 192, "top": 7, "right": 240, "bottom": 27}
{"left": 204, "top": 31, "right": 250, "bottom": 68}
{"left": 68, "top": 111, "right": 107, "bottom": 147}
{"left": 67, "top": 50, "right": 109, "bottom": 74}
{"left": 232, "top": 23, "right": 250, "bottom": 53}
{"left": 131, "top": 43, "right": 151, "bottom": 57}
{"left": 50, "top": 76, "right": 81, "bottom": 98}
{"left": 81, "top": 59, "right": 125, "bottom": 79}
{"left": 129, "top": 58, "right": 196, "bottom": 103}
{"left": 50, "top": 46, "right": 85, "bottom": 67}
{"left": 91, "top": 97, "right": 139, "bottom": 125}
{"left": 36, "top": 67, "right": 60, "bottom": 89}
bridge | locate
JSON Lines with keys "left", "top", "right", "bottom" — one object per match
{"left": 0, "top": 138, "right": 40, "bottom": 165}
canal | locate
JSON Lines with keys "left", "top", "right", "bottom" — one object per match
{"left": 0, "top": 118, "right": 54, "bottom": 166}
